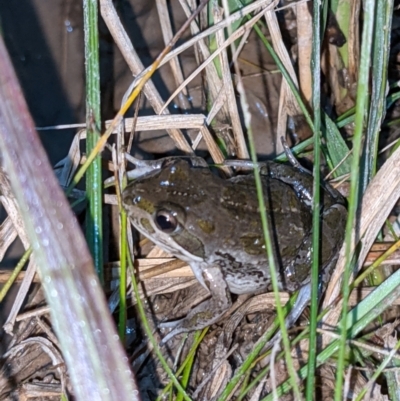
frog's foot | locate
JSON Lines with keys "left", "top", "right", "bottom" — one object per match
{"left": 159, "top": 296, "right": 232, "bottom": 345}
{"left": 282, "top": 283, "right": 311, "bottom": 331}
{"left": 160, "top": 266, "right": 232, "bottom": 345}
{"left": 263, "top": 283, "right": 311, "bottom": 351}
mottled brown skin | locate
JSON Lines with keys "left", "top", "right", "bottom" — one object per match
{"left": 122, "top": 157, "right": 347, "bottom": 342}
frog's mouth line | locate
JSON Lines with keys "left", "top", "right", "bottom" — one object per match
{"left": 133, "top": 219, "right": 204, "bottom": 264}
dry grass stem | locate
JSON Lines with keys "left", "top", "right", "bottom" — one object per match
{"left": 348, "top": 1, "right": 361, "bottom": 86}
{"left": 199, "top": 126, "right": 232, "bottom": 172}
{"left": 144, "top": 0, "right": 275, "bottom": 77}
{"left": 54, "top": 130, "right": 86, "bottom": 188}
{"left": 0, "top": 171, "right": 39, "bottom": 335}
{"left": 215, "top": 6, "right": 248, "bottom": 159}
{"left": 15, "top": 306, "right": 51, "bottom": 322}
{"left": 3, "top": 260, "right": 36, "bottom": 335}
{"left": 177, "top": 0, "right": 229, "bottom": 128}
{"left": 315, "top": 328, "right": 400, "bottom": 361}
{"left": 264, "top": 8, "right": 301, "bottom": 153}
{"left": 264, "top": 8, "right": 299, "bottom": 101}
{"left": 0, "top": 172, "right": 30, "bottom": 248}
{"left": 0, "top": 217, "right": 18, "bottom": 261}
{"left": 107, "top": 114, "right": 206, "bottom": 131}
{"left": 161, "top": 8, "right": 271, "bottom": 113}
{"left": 99, "top": 0, "right": 193, "bottom": 153}
{"left": 155, "top": 0, "right": 190, "bottom": 102}
{"left": 113, "top": 114, "right": 229, "bottom": 169}
{"left": 296, "top": 1, "right": 312, "bottom": 105}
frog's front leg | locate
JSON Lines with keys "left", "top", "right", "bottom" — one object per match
{"left": 260, "top": 161, "right": 314, "bottom": 207}
{"left": 160, "top": 266, "right": 232, "bottom": 345}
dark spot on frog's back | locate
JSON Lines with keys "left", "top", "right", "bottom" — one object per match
{"left": 169, "top": 164, "right": 190, "bottom": 182}
{"left": 240, "top": 234, "right": 265, "bottom": 255}
{"left": 221, "top": 186, "right": 258, "bottom": 219}
{"left": 222, "top": 186, "right": 247, "bottom": 204}
{"left": 170, "top": 159, "right": 211, "bottom": 182}
{"left": 135, "top": 198, "right": 155, "bottom": 214}
{"left": 196, "top": 219, "right": 215, "bottom": 234}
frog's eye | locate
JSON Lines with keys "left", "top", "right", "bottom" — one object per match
{"left": 155, "top": 209, "right": 179, "bottom": 233}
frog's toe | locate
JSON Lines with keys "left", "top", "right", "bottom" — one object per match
{"left": 159, "top": 325, "right": 187, "bottom": 346}
{"left": 159, "top": 319, "right": 182, "bottom": 329}
{"left": 158, "top": 318, "right": 185, "bottom": 346}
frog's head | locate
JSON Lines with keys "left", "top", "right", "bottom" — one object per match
{"left": 122, "top": 159, "right": 215, "bottom": 264}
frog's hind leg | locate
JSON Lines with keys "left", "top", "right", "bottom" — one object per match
{"left": 159, "top": 266, "right": 232, "bottom": 345}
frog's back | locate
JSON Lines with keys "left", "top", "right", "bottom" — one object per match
{"left": 206, "top": 174, "right": 313, "bottom": 294}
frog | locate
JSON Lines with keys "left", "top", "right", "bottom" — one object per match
{"left": 122, "top": 156, "right": 347, "bottom": 344}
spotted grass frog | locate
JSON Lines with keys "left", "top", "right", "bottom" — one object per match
{"left": 122, "top": 157, "right": 347, "bottom": 343}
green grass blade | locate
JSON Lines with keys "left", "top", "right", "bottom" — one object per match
{"left": 119, "top": 208, "right": 128, "bottom": 343}
{"left": 234, "top": 77, "right": 302, "bottom": 399}
{"left": 83, "top": 0, "right": 103, "bottom": 282}
{"left": 334, "top": 0, "right": 376, "bottom": 398}
{"left": 0, "top": 247, "right": 32, "bottom": 302}
{"left": 361, "top": 0, "right": 394, "bottom": 191}
{"left": 306, "top": 0, "right": 322, "bottom": 398}
{"left": 322, "top": 113, "right": 352, "bottom": 176}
